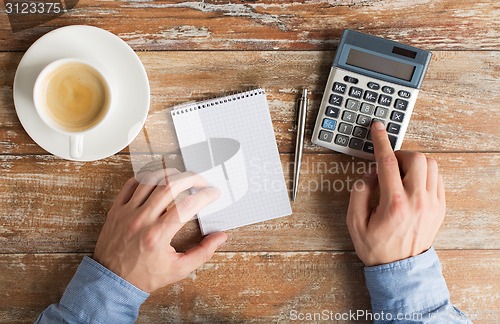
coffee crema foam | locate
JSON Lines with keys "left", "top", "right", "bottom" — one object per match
{"left": 42, "top": 62, "right": 109, "bottom": 132}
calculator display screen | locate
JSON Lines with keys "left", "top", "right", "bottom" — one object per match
{"left": 346, "top": 49, "right": 415, "bottom": 81}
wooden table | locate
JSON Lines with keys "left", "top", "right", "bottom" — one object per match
{"left": 0, "top": 1, "right": 499, "bottom": 322}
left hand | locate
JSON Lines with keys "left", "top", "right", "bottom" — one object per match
{"left": 93, "top": 169, "right": 227, "bottom": 292}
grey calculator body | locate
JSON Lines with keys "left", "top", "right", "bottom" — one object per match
{"left": 312, "top": 30, "right": 432, "bottom": 160}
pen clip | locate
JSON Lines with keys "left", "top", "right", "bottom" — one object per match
{"left": 295, "top": 89, "right": 308, "bottom": 129}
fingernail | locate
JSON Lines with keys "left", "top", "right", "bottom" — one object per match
{"left": 372, "top": 121, "right": 384, "bottom": 130}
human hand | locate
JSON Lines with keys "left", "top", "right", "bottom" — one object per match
{"left": 93, "top": 169, "right": 227, "bottom": 292}
{"left": 346, "top": 122, "right": 446, "bottom": 266}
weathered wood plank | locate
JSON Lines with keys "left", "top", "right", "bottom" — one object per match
{"left": 1, "top": 51, "right": 499, "bottom": 155}
{"left": 0, "top": 153, "right": 498, "bottom": 253}
{"left": 0, "top": 0, "right": 498, "bottom": 51}
{"left": 0, "top": 251, "right": 497, "bottom": 323}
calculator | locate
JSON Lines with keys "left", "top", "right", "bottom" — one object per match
{"left": 311, "top": 29, "right": 432, "bottom": 160}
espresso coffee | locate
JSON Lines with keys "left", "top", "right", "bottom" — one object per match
{"left": 41, "top": 62, "right": 109, "bottom": 132}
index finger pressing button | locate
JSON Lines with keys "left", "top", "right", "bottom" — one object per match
{"left": 370, "top": 122, "right": 403, "bottom": 194}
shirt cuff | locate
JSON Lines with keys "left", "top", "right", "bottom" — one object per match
{"left": 59, "top": 256, "right": 149, "bottom": 323}
{"left": 364, "top": 247, "right": 450, "bottom": 315}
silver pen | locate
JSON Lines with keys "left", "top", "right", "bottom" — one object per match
{"left": 292, "top": 89, "right": 308, "bottom": 201}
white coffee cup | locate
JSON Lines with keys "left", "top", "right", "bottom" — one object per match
{"left": 33, "top": 58, "right": 114, "bottom": 159}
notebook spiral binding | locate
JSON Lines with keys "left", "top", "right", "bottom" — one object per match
{"left": 171, "top": 88, "right": 265, "bottom": 115}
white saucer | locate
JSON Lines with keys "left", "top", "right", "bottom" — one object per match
{"left": 13, "top": 25, "right": 150, "bottom": 161}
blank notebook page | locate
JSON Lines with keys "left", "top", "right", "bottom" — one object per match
{"left": 171, "top": 89, "right": 292, "bottom": 235}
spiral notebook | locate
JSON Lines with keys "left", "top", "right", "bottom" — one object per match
{"left": 171, "top": 89, "right": 292, "bottom": 234}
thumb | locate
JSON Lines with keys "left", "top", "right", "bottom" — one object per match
{"left": 176, "top": 232, "right": 227, "bottom": 276}
{"left": 347, "top": 170, "right": 378, "bottom": 234}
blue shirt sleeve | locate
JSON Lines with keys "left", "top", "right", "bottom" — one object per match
{"left": 36, "top": 256, "right": 149, "bottom": 324}
{"left": 364, "top": 247, "right": 471, "bottom": 323}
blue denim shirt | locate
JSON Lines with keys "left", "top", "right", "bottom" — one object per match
{"left": 364, "top": 247, "right": 470, "bottom": 323}
{"left": 36, "top": 256, "right": 149, "bottom": 323}
{"left": 37, "top": 248, "right": 470, "bottom": 323}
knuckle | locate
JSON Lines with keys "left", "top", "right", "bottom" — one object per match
{"left": 127, "top": 217, "right": 143, "bottom": 234}
{"left": 412, "top": 152, "right": 427, "bottom": 164}
{"left": 388, "top": 193, "right": 406, "bottom": 215}
{"left": 177, "top": 195, "right": 198, "bottom": 213}
{"left": 378, "top": 155, "right": 398, "bottom": 167}
{"left": 414, "top": 194, "right": 427, "bottom": 214}
{"left": 143, "top": 228, "right": 161, "bottom": 249}
{"left": 352, "top": 179, "right": 366, "bottom": 192}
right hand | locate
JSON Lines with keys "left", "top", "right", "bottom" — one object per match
{"left": 346, "top": 122, "right": 446, "bottom": 266}
{"left": 93, "top": 169, "right": 227, "bottom": 292}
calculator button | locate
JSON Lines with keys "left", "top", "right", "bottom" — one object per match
{"left": 341, "top": 111, "right": 357, "bottom": 123}
{"left": 338, "top": 122, "right": 353, "bottom": 135}
{"left": 367, "top": 130, "right": 371, "bottom": 140}
{"left": 329, "top": 94, "right": 343, "bottom": 106}
{"left": 345, "top": 99, "right": 360, "bottom": 111}
{"left": 349, "top": 86, "right": 363, "bottom": 99}
{"left": 387, "top": 122, "right": 401, "bottom": 134}
{"left": 374, "top": 107, "right": 388, "bottom": 118}
{"left": 360, "top": 103, "right": 375, "bottom": 115}
{"left": 325, "top": 106, "right": 340, "bottom": 118}
{"left": 322, "top": 118, "right": 337, "bottom": 131}
{"left": 343, "top": 76, "right": 359, "bottom": 84}
{"left": 318, "top": 130, "right": 333, "bottom": 142}
{"left": 367, "top": 82, "right": 380, "bottom": 90}
{"left": 333, "top": 82, "right": 347, "bottom": 94}
{"left": 356, "top": 114, "right": 371, "bottom": 127}
{"left": 390, "top": 111, "right": 405, "bottom": 122}
{"left": 398, "top": 90, "right": 411, "bottom": 98}
{"left": 363, "top": 142, "right": 374, "bottom": 153}
{"left": 363, "top": 90, "right": 378, "bottom": 103}
{"left": 364, "top": 134, "right": 396, "bottom": 149}
{"left": 378, "top": 94, "right": 392, "bottom": 106}
{"left": 394, "top": 99, "right": 409, "bottom": 111}
{"left": 382, "top": 86, "right": 395, "bottom": 94}
{"left": 334, "top": 134, "right": 349, "bottom": 146}
{"left": 349, "top": 138, "right": 364, "bottom": 150}
{"left": 388, "top": 135, "right": 397, "bottom": 149}
{"left": 353, "top": 126, "right": 368, "bottom": 139}
{"left": 371, "top": 118, "right": 386, "bottom": 126}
